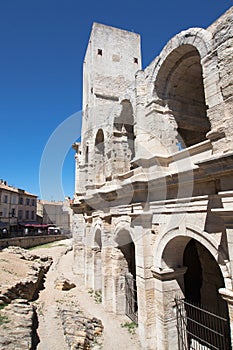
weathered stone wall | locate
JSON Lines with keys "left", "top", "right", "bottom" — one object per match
{"left": 72, "top": 7, "right": 233, "bottom": 350}
{"left": 0, "top": 234, "right": 67, "bottom": 249}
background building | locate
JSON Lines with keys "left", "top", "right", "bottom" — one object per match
{"left": 0, "top": 180, "right": 37, "bottom": 236}
{"left": 37, "top": 198, "right": 72, "bottom": 235}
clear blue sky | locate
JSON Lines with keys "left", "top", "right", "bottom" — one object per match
{"left": 0, "top": 0, "right": 232, "bottom": 200}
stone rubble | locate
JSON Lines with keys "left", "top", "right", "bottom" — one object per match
{"left": 0, "top": 245, "right": 104, "bottom": 349}
{"left": 59, "top": 306, "right": 103, "bottom": 349}
{"left": 55, "top": 277, "right": 76, "bottom": 291}
{"left": 0, "top": 298, "right": 39, "bottom": 350}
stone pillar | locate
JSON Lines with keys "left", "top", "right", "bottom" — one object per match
{"left": 212, "top": 203, "right": 233, "bottom": 289}
{"left": 131, "top": 213, "right": 156, "bottom": 349}
{"left": 212, "top": 198, "right": 233, "bottom": 347}
{"left": 225, "top": 227, "right": 233, "bottom": 290}
{"left": 134, "top": 70, "right": 149, "bottom": 159}
{"left": 92, "top": 247, "right": 102, "bottom": 291}
{"left": 151, "top": 267, "right": 187, "bottom": 350}
{"left": 219, "top": 288, "right": 233, "bottom": 349}
{"left": 72, "top": 142, "right": 81, "bottom": 195}
{"left": 72, "top": 213, "right": 85, "bottom": 283}
{"left": 84, "top": 220, "right": 93, "bottom": 289}
{"left": 84, "top": 246, "right": 94, "bottom": 289}
{"left": 73, "top": 242, "right": 85, "bottom": 283}
{"left": 111, "top": 248, "right": 128, "bottom": 314}
{"left": 102, "top": 247, "right": 114, "bottom": 312}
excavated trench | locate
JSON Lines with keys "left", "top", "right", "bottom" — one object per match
{"left": 0, "top": 246, "right": 52, "bottom": 350}
{"left": 0, "top": 244, "right": 104, "bottom": 350}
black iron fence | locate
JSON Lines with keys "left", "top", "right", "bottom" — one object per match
{"left": 175, "top": 297, "right": 231, "bottom": 350}
{"left": 125, "top": 273, "right": 138, "bottom": 324}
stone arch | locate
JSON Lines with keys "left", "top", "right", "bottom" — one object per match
{"left": 150, "top": 28, "right": 213, "bottom": 85}
{"left": 152, "top": 225, "right": 231, "bottom": 349}
{"left": 94, "top": 129, "right": 105, "bottom": 184}
{"left": 113, "top": 223, "right": 138, "bottom": 316}
{"left": 147, "top": 28, "right": 221, "bottom": 150}
{"left": 95, "top": 129, "right": 104, "bottom": 153}
{"left": 154, "top": 225, "right": 228, "bottom": 272}
{"left": 93, "top": 224, "right": 102, "bottom": 249}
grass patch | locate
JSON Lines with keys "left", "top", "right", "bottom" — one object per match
{"left": 88, "top": 289, "right": 102, "bottom": 304}
{"left": 0, "top": 314, "right": 9, "bottom": 326}
{"left": 28, "top": 242, "right": 65, "bottom": 250}
{"left": 121, "top": 321, "right": 138, "bottom": 334}
{"left": 0, "top": 303, "right": 8, "bottom": 310}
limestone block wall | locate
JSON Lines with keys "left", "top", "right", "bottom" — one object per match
{"left": 209, "top": 8, "right": 233, "bottom": 152}
{"left": 72, "top": 7, "right": 233, "bottom": 350}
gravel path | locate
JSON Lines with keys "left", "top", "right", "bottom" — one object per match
{"left": 33, "top": 239, "right": 141, "bottom": 350}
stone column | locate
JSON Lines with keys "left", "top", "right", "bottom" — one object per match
{"left": 72, "top": 142, "right": 81, "bottom": 195}
{"left": 84, "top": 221, "right": 93, "bottom": 289}
{"left": 151, "top": 267, "right": 187, "bottom": 350}
{"left": 101, "top": 218, "right": 114, "bottom": 312}
{"left": 84, "top": 246, "right": 94, "bottom": 289}
{"left": 92, "top": 247, "right": 102, "bottom": 291}
{"left": 111, "top": 248, "right": 128, "bottom": 314}
{"left": 72, "top": 213, "right": 85, "bottom": 283}
{"left": 212, "top": 204, "right": 233, "bottom": 289}
{"left": 212, "top": 198, "right": 233, "bottom": 347}
{"left": 131, "top": 213, "right": 156, "bottom": 349}
{"left": 102, "top": 246, "right": 114, "bottom": 312}
{"left": 134, "top": 70, "right": 148, "bottom": 159}
{"left": 219, "top": 288, "right": 233, "bottom": 349}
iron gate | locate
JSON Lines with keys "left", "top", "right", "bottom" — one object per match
{"left": 125, "top": 273, "right": 138, "bottom": 324}
{"left": 175, "top": 297, "right": 231, "bottom": 350}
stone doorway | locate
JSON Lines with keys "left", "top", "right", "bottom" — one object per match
{"left": 120, "top": 242, "right": 138, "bottom": 322}
{"left": 114, "top": 229, "right": 138, "bottom": 317}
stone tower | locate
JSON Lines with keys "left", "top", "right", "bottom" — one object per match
{"left": 75, "top": 23, "right": 142, "bottom": 195}
{"left": 82, "top": 22, "right": 141, "bottom": 131}
{"left": 72, "top": 7, "right": 233, "bottom": 350}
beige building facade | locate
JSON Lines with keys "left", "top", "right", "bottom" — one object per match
{"left": 37, "top": 198, "right": 73, "bottom": 234}
{"left": 0, "top": 180, "right": 37, "bottom": 235}
{"left": 72, "top": 7, "right": 233, "bottom": 349}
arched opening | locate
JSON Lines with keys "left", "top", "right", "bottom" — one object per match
{"left": 155, "top": 44, "right": 211, "bottom": 149}
{"left": 114, "top": 229, "right": 138, "bottom": 322}
{"left": 112, "top": 100, "right": 135, "bottom": 175}
{"left": 94, "top": 129, "right": 105, "bottom": 184}
{"left": 184, "top": 239, "right": 227, "bottom": 313}
{"left": 183, "top": 239, "right": 231, "bottom": 348}
{"left": 158, "top": 233, "right": 231, "bottom": 349}
{"left": 93, "top": 228, "right": 102, "bottom": 291}
{"left": 95, "top": 129, "right": 104, "bottom": 154}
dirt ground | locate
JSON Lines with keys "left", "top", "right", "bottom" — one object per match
{"left": 0, "top": 239, "right": 141, "bottom": 349}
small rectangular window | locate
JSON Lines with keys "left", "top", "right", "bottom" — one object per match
{"left": 4, "top": 195, "right": 8, "bottom": 203}
{"left": 134, "top": 57, "right": 138, "bottom": 64}
{"left": 98, "top": 49, "right": 102, "bottom": 56}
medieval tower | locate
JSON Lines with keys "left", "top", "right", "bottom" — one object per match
{"left": 72, "top": 8, "right": 233, "bottom": 350}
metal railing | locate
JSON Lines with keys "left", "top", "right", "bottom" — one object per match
{"left": 175, "top": 297, "right": 231, "bottom": 350}
{"left": 125, "top": 273, "right": 138, "bottom": 324}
